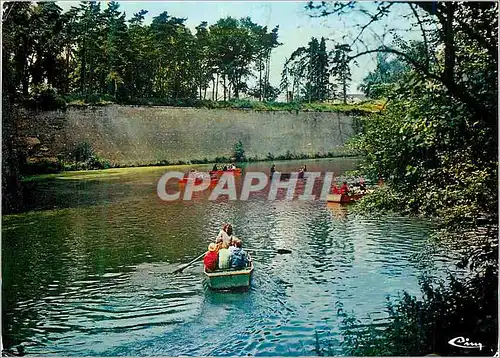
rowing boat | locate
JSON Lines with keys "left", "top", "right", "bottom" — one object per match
{"left": 271, "top": 172, "right": 306, "bottom": 179}
{"left": 209, "top": 168, "right": 242, "bottom": 176}
{"left": 179, "top": 177, "right": 218, "bottom": 185}
{"left": 326, "top": 193, "right": 366, "bottom": 203}
{"left": 204, "top": 260, "right": 254, "bottom": 290}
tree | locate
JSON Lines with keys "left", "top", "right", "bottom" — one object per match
{"left": 232, "top": 140, "right": 246, "bottom": 162}
{"left": 306, "top": 2, "right": 498, "bottom": 355}
{"left": 330, "top": 43, "right": 351, "bottom": 104}
{"left": 282, "top": 36, "right": 331, "bottom": 103}
{"left": 358, "top": 53, "right": 408, "bottom": 99}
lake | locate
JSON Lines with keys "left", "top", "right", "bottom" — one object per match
{"left": 2, "top": 158, "right": 455, "bottom": 355}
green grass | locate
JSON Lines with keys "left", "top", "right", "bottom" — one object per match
{"left": 61, "top": 95, "right": 383, "bottom": 115}
{"left": 21, "top": 148, "right": 362, "bottom": 181}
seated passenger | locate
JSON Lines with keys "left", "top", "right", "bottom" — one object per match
{"left": 229, "top": 238, "right": 249, "bottom": 269}
{"left": 340, "top": 181, "right": 349, "bottom": 195}
{"left": 359, "top": 178, "right": 366, "bottom": 192}
{"left": 218, "top": 242, "right": 231, "bottom": 270}
{"left": 215, "top": 237, "right": 223, "bottom": 252}
{"left": 212, "top": 164, "right": 218, "bottom": 171}
{"left": 216, "top": 223, "right": 231, "bottom": 246}
{"left": 204, "top": 243, "right": 218, "bottom": 272}
{"left": 222, "top": 165, "right": 228, "bottom": 171}
{"left": 331, "top": 184, "right": 341, "bottom": 194}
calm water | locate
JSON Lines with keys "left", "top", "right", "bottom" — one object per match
{"left": 2, "top": 159, "right": 455, "bottom": 356}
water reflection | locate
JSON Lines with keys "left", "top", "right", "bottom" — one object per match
{"left": 2, "top": 159, "right": 455, "bottom": 356}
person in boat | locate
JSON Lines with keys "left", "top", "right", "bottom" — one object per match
{"left": 216, "top": 223, "right": 232, "bottom": 246}
{"left": 303, "top": 165, "right": 307, "bottom": 172}
{"left": 270, "top": 164, "right": 276, "bottom": 177}
{"left": 222, "top": 164, "right": 228, "bottom": 171}
{"left": 359, "top": 178, "right": 366, "bottom": 193}
{"left": 204, "top": 243, "right": 219, "bottom": 272}
{"left": 225, "top": 223, "right": 235, "bottom": 245}
{"left": 212, "top": 164, "right": 218, "bottom": 171}
{"left": 331, "top": 183, "right": 341, "bottom": 194}
{"left": 340, "top": 181, "right": 349, "bottom": 195}
{"left": 218, "top": 242, "right": 231, "bottom": 270}
{"left": 215, "top": 237, "right": 223, "bottom": 251}
{"left": 229, "top": 238, "right": 249, "bottom": 269}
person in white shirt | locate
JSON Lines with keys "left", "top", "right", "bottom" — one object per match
{"left": 216, "top": 223, "right": 231, "bottom": 246}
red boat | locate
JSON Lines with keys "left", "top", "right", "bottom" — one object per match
{"left": 326, "top": 193, "right": 366, "bottom": 203}
{"left": 179, "top": 177, "right": 218, "bottom": 185}
{"left": 209, "top": 168, "right": 242, "bottom": 176}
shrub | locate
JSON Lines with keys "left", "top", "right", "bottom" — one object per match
{"left": 27, "top": 84, "right": 66, "bottom": 111}
{"left": 232, "top": 140, "right": 246, "bottom": 162}
{"left": 72, "top": 142, "right": 95, "bottom": 163}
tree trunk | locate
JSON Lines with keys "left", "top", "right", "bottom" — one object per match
{"left": 215, "top": 73, "right": 219, "bottom": 101}
{"left": 223, "top": 74, "right": 227, "bottom": 101}
{"left": 443, "top": 2, "right": 455, "bottom": 87}
{"left": 259, "top": 58, "right": 263, "bottom": 101}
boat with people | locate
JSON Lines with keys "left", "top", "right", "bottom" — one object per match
{"left": 209, "top": 168, "right": 242, "bottom": 176}
{"left": 202, "top": 223, "right": 254, "bottom": 291}
{"left": 179, "top": 169, "right": 218, "bottom": 185}
{"left": 204, "top": 260, "right": 253, "bottom": 290}
{"left": 326, "top": 193, "right": 365, "bottom": 203}
{"left": 327, "top": 178, "right": 369, "bottom": 203}
{"left": 178, "top": 177, "right": 218, "bottom": 185}
{"left": 270, "top": 164, "right": 307, "bottom": 179}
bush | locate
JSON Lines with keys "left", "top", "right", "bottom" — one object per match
{"left": 27, "top": 84, "right": 66, "bottom": 111}
{"left": 232, "top": 140, "right": 246, "bottom": 162}
{"left": 71, "top": 142, "right": 95, "bottom": 163}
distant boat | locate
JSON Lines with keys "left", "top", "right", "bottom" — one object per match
{"left": 326, "top": 193, "right": 366, "bottom": 203}
{"left": 209, "top": 168, "right": 242, "bottom": 176}
{"left": 270, "top": 172, "right": 305, "bottom": 180}
{"left": 204, "top": 261, "right": 254, "bottom": 290}
{"left": 179, "top": 176, "right": 218, "bottom": 185}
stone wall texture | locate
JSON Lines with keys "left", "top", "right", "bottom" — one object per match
{"left": 19, "top": 105, "right": 355, "bottom": 165}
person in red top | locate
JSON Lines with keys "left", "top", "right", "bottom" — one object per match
{"left": 204, "top": 243, "right": 218, "bottom": 272}
{"left": 340, "top": 181, "right": 349, "bottom": 195}
{"left": 331, "top": 183, "right": 341, "bottom": 194}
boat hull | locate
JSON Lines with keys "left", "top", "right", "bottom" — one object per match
{"left": 326, "top": 193, "right": 366, "bottom": 203}
{"left": 179, "top": 177, "right": 218, "bottom": 185}
{"left": 326, "top": 194, "right": 352, "bottom": 203}
{"left": 204, "top": 262, "right": 253, "bottom": 290}
{"left": 209, "top": 169, "right": 241, "bottom": 176}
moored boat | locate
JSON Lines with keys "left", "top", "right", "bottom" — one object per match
{"left": 204, "top": 260, "right": 254, "bottom": 290}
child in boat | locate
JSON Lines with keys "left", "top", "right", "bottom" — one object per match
{"left": 218, "top": 242, "right": 231, "bottom": 270}
{"left": 229, "top": 238, "right": 249, "bottom": 269}
{"left": 204, "top": 243, "right": 218, "bottom": 272}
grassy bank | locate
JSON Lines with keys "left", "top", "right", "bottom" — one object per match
{"left": 21, "top": 148, "right": 361, "bottom": 182}
{"left": 29, "top": 92, "right": 383, "bottom": 115}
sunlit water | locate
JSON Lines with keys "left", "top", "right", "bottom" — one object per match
{"left": 2, "top": 159, "right": 458, "bottom": 356}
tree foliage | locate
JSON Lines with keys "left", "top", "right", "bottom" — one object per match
{"left": 2, "top": 2, "right": 281, "bottom": 103}
{"left": 307, "top": 1, "right": 498, "bottom": 355}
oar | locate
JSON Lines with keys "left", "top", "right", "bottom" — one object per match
{"left": 246, "top": 248, "right": 292, "bottom": 254}
{"left": 172, "top": 252, "right": 207, "bottom": 274}
{"left": 204, "top": 237, "right": 292, "bottom": 254}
